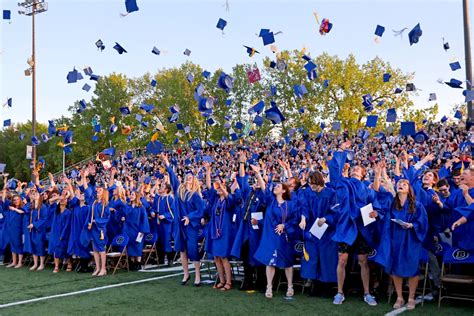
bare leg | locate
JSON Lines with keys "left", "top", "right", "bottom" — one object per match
{"left": 285, "top": 267, "right": 294, "bottom": 296}
{"left": 392, "top": 275, "right": 403, "bottom": 299}
{"left": 30, "top": 255, "right": 38, "bottom": 270}
{"left": 214, "top": 257, "right": 224, "bottom": 286}
{"left": 38, "top": 256, "right": 45, "bottom": 270}
{"left": 98, "top": 251, "right": 107, "bottom": 275}
{"left": 15, "top": 254, "right": 23, "bottom": 268}
{"left": 53, "top": 258, "right": 60, "bottom": 272}
{"left": 221, "top": 258, "right": 232, "bottom": 285}
{"left": 193, "top": 261, "right": 201, "bottom": 284}
{"left": 408, "top": 276, "right": 419, "bottom": 300}
{"left": 8, "top": 253, "right": 17, "bottom": 267}
{"left": 180, "top": 251, "right": 189, "bottom": 281}
{"left": 358, "top": 254, "right": 370, "bottom": 294}
{"left": 266, "top": 266, "right": 276, "bottom": 288}
{"left": 337, "top": 253, "right": 348, "bottom": 294}
{"left": 92, "top": 251, "right": 100, "bottom": 276}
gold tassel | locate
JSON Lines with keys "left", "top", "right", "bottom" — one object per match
{"left": 303, "top": 245, "right": 310, "bottom": 261}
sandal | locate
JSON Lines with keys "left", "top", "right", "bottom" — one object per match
{"left": 220, "top": 283, "right": 232, "bottom": 291}
{"left": 407, "top": 299, "right": 416, "bottom": 310}
{"left": 213, "top": 282, "right": 225, "bottom": 289}
{"left": 53, "top": 267, "right": 60, "bottom": 273}
{"left": 265, "top": 286, "right": 273, "bottom": 298}
{"left": 393, "top": 297, "right": 405, "bottom": 309}
{"left": 66, "top": 264, "right": 73, "bottom": 272}
{"left": 286, "top": 286, "right": 294, "bottom": 298}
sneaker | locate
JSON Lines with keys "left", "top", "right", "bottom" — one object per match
{"left": 333, "top": 293, "right": 345, "bottom": 305}
{"left": 364, "top": 293, "right": 378, "bottom": 306}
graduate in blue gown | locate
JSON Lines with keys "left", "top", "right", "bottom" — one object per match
{"left": 162, "top": 154, "right": 205, "bottom": 286}
{"left": 451, "top": 203, "right": 474, "bottom": 250}
{"left": 299, "top": 171, "right": 339, "bottom": 283}
{"left": 203, "top": 162, "right": 241, "bottom": 291}
{"left": 107, "top": 181, "right": 127, "bottom": 245}
{"left": 231, "top": 153, "right": 267, "bottom": 290}
{"left": 328, "top": 142, "right": 381, "bottom": 306}
{"left": 25, "top": 191, "right": 48, "bottom": 271}
{"left": 49, "top": 192, "right": 72, "bottom": 273}
{"left": 153, "top": 181, "right": 176, "bottom": 259}
{"left": 67, "top": 185, "right": 92, "bottom": 272}
{"left": 122, "top": 190, "right": 150, "bottom": 267}
{"left": 80, "top": 180, "right": 110, "bottom": 277}
{"left": 2, "top": 193, "right": 25, "bottom": 268}
{"left": 375, "top": 177, "right": 428, "bottom": 311}
{"left": 251, "top": 164, "right": 299, "bottom": 299}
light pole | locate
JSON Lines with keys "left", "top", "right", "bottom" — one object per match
{"left": 463, "top": 0, "right": 473, "bottom": 124}
{"left": 18, "top": 0, "right": 48, "bottom": 168}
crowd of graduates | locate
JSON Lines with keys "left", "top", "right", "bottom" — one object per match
{"left": 1, "top": 121, "right": 473, "bottom": 310}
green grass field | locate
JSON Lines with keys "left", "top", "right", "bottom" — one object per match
{"left": 0, "top": 265, "right": 472, "bottom": 316}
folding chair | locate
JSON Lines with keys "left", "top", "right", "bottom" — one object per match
{"left": 201, "top": 252, "right": 216, "bottom": 281}
{"left": 276, "top": 264, "right": 306, "bottom": 294}
{"left": 438, "top": 246, "right": 474, "bottom": 308}
{"left": 142, "top": 232, "right": 159, "bottom": 267}
{"left": 106, "top": 234, "right": 130, "bottom": 275}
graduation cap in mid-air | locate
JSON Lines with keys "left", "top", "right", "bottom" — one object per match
{"left": 152, "top": 46, "right": 160, "bottom": 55}
{"left": 375, "top": 25, "right": 385, "bottom": 37}
{"left": 95, "top": 39, "right": 105, "bottom": 51}
{"left": 408, "top": 23, "right": 422, "bottom": 46}
{"left": 243, "top": 45, "right": 260, "bottom": 57}
{"left": 216, "top": 18, "right": 227, "bottom": 31}
{"left": 445, "top": 78, "right": 463, "bottom": 89}
{"left": 113, "top": 42, "right": 127, "bottom": 54}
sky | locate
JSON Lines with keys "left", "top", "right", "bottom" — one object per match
{"left": 0, "top": 0, "right": 472, "bottom": 126}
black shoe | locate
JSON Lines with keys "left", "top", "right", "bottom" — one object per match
{"left": 193, "top": 282, "right": 201, "bottom": 287}
{"left": 181, "top": 276, "right": 191, "bottom": 285}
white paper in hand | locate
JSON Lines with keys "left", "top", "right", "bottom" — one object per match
{"left": 251, "top": 212, "right": 263, "bottom": 230}
{"left": 309, "top": 218, "right": 328, "bottom": 239}
{"left": 136, "top": 232, "right": 144, "bottom": 243}
{"left": 360, "top": 203, "right": 376, "bottom": 226}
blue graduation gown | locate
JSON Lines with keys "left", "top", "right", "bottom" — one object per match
{"left": 155, "top": 195, "right": 176, "bottom": 253}
{"left": 204, "top": 188, "right": 241, "bottom": 258}
{"left": 452, "top": 204, "right": 474, "bottom": 251}
{"left": 67, "top": 197, "right": 91, "bottom": 258}
{"left": 80, "top": 202, "right": 110, "bottom": 252}
{"left": 231, "top": 175, "right": 266, "bottom": 266}
{"left": 0, "top": 202, "right": 4, "bottom": 255}
{"left": 299, "top": 187, "right": 339, "bottom": 282}
{"left": 123, "top": 204, "right": 150, "bottom": 256}
{"left": 49, "top": 208, "right": 72, "bottom": 259}
{"left": 254, "top": 189, "right": 299, "bottom": 268}
{"left": 107, "top": 198, "right": 126, "bottom": 244}
{"left": 25, "top": 205, "right": 48, "bottom": 256}
{"left": 167, "top": 166, "right": 205, "bottom": 261}
{"left": 329, "top": 151, "right": 382, "bottom": 248}
{"left": 376, "top": 201, "right": 428, "bottom": 277}
{"left": 1, "top": 200, "right": 25, "bottom": 254}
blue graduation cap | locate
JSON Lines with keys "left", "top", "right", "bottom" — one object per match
{"left": 64, "top": 130, "right": 73, "bottom": 144}
{"left": 366, "top": 115, "right": 378, "bottom": 128}
{"left": 406, "top": 83, "right": 416, "bottom": 92}
{"left": 261, "top": 31, "right": 275, "bottom": 46}
{"left": 230, "top": 133, "right": 238, "bottom": 141}
{"left": 375, "top": 25, "right": 385, "bottom": 37}
{"left": 362, "top": 94, "right": 374, "bottom": 112}
{"left": 151, "top": 79, "right": 157, "bottom": 87}
{"left": 206, "top": 140, "right": 215, "bottom": 147}
{"left": 383, "top": 73, "right": 391, "bottom": 82}
{"left": 198, "top": 97, "right": 214, "bottom": 112}
{"left": 455, "top": 110, "right": 462, "bottom": 120}
{"left": 140, "top": 103, "right": 154, "bottom": 112}
{"left": 125, "top": 0, "right": 139, "bottom": 13}
{"left": 151, "top": 46, "right": 160, "bottom": 55}
{"left": 332, "top": 121, "right": 341, "bottom": 131}
{"left": 82, "top": 83, "right": 91, "bottom": 92}
{"left": 170, "top": 105, "right": 180, "bottom": 114}
{"left": 270, "top": 85, "right": 277, "bottom": 96}
{"left": 202, "top": 155, "right": 214, "bottom": 163}
{"left": 120, "top": 106, "right": 131, "bottom": 115}
{"left": 386, "top": 108, "right": 397, "bottom": 123}
{"left": 323, "top": 79, "right": 329, "bottom": 87}
{"left": 190, "top": 138, "right": 202, "bottom": 150}
{"left": 307, "top": 69, "right": 318, "bottom": 81}
{"left": 146, "top": 140, "right": 163, "bottom": 155}
{"left": 429, "top": 93, "right": 437, "bottom": 101}
{"left": 235, "top": 122, "right": 244, "bottom": 130}
{"left": 465, "top": 90, "right": 474, "bottom": 103}
{"left": 289, "top": 148, "right": 298, "bottom": 157}
{"left": 135, "top": 114, "right": 143, "bottom": 122}
{"left": 6, "top": 97, "right": 12, "bottom": 107}
{"left": 109, "top": 124, "right": 118, "bottom": 134}
{"left": 176, "top": 123, "right": 184, "bottom": 130}
{"left": 217, "top": 72, "right": 234, "bottom": 92}
{"left": 48, "top": 120, "right": 56, "bottom": 136}
{"left": 269, "top": 61, "right": 277, "bottom": 69}
{"left": 141, "top": 121, "right": 149, "bottom": 128}
{"left": 299, "top": 107, "right": 305, "bottom": 113}
{"left": 113, "top": 42, "right": 127, "bottom": 54}
{"left": 90, "top": 74, "right": 101, "bottom": 81}
{"left": 248, "top": 100, "right": 265, "bottom": 114}
{"left": 202, "top": 70, "right": 211, "bottom": 78}
{"left": 63, "top": 146, "right": 73, "bottom": 154}
{"left": 264, "top": 104, "right": 285, "bottom": 124}
{"left": 450, "top": 61, "right": 461, "bottom": 71}
{"left": 443, "top": 41, "right": 450, "bottom": 51}
{"left": 31, "top": 135, "right": 40, "bottom": 146}
{"left": 3, "top": 119, "right": 11, "bottom": 127}
{"left": 400, "top": 122, "right": 416, "bottom": 136}
{"left": 394, "top": 87, "right": 403, "bottom": 94}
{"left": 225, "top": 99, "right": 232, "bottom": 106}
{"left": 294, "top": 84, "right": 308, "bottom": 99}
{"left": 83, "top": 67, "right": 93, "bottom": 76}
{"left": 3, "top": 10, "right": 11, "bottom": 20}
{"left": 187, "top": 73, "right": 194, "bottom": 83}
{"left": 377, "top": 100, "right": 385, "bottom": 107}
{"left": 103, "top": 147, "right": 115, "bottom": 157}
{"left": 95, "top": 39, "right": 105, "bottom": 51}
{"left": 254, "top": 115, "right": 264, "bottom": 126}
{"left": 304, "top": 61, "right": 317, "bottom": 73}
{"left": 320, "top": 122, "right": 326, "bottom": 129}
{"left": 408, "top": 23, "right": 422, "bottom": 46}
{"left": 414, "top": 131, "right": 429, "bottom": 144}
{"left": 19, "top": 133, "right": 25, "bottom": 141}
{"left": 441, "top": 115, "right": 448, "bottom": 123}
{"left": 207, "top": 117, "right": 215, "bottom": 126}
{"left": 169, "top": 113, "right": 179, "bottom": 123}
{"left": 41, "top": 133, "right": 49, "bottom": 143}
{"left": 67, "top": 68, "right": 83, "bottom": 83}
{"left": 183, "top": 48, "right": 191, "bottom": 56}
{"left": 216, "top": 18, "right": 227, "bottom": 31}
{"left": 184, "top": 126, "right": 191, "bottom": 134}
{"left": 243, "top": 45, "right": 260, "bottom": 57}
{"left": 445, "top": 78, "right": 463, "bottom": 89}
{"left": 94, "top": 124, "right": 102, "bottom": 133}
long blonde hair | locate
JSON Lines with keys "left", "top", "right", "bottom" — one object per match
{"left": 115, "top": 186, "right": 127, "bottom": 203}
{"left": 178, "top": 175, "right": 202, "bottom": 201}
{"left": 97, "top": 188, "right": 109, "bottom": 205}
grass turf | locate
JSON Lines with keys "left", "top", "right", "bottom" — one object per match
{"left": 0, "top": 266, "right": 473, "bottom": 316}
